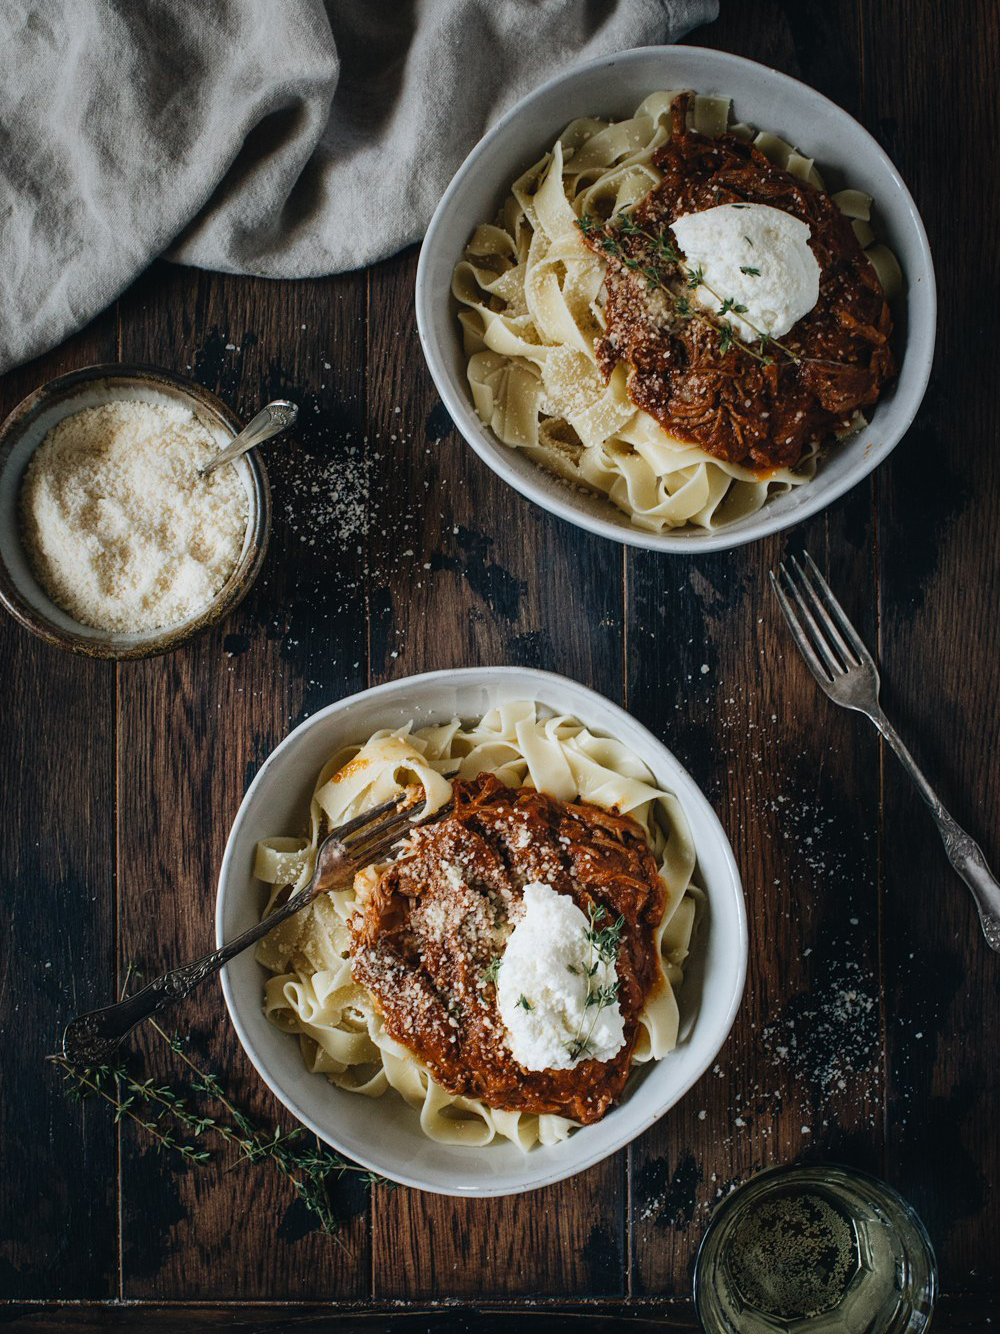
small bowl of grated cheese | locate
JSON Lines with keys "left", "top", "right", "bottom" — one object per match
{"left": 0, "top": 364, "right": 270, "bottom": 658}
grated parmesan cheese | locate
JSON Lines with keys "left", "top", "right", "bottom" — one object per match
{"left": 20, "top": 401, "right": 248, "bottom": 633}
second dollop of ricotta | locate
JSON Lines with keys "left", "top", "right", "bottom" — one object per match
{"left": 669, "top": 202, "right": 821, "bottom": 344}
{"left": 496, "top": 880, "right": 626, "bottom": 1071}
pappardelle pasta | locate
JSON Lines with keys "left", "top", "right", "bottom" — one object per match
{"left": 453, "top": 91, "right": 901, "bottom": 534}
{"left": 253, "top": 702, "right": 701, "bottom": 1151}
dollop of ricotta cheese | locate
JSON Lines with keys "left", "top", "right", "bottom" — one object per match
{"left": 669, "top": 203, "right": 820, "bottom": 344}
{"left": 496, "top": 880, "right": 625, "bottom": 1071}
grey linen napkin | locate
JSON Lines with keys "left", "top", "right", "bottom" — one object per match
{"left": 0, "top": 0, "right": 717, "bottom": 375}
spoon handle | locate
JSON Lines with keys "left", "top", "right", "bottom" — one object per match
{"left": 201, "top": 399, "right": 298, "bottom": 475}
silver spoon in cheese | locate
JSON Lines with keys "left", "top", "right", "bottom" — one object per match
{"left": 199, "top": 399, "right": 298, "bottom": 477}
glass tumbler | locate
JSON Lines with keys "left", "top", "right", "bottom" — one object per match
{"left": 693, "top": 1163, "right": 937, "bottom": 1333}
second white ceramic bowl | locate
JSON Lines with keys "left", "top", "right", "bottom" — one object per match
{"left": 216, "top": 667, "right": 747, "bottom": 1197}
{"left": 415, "top": 45, "right": 935, "bottom": 552}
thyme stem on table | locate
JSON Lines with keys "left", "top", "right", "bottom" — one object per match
{"left": 51, "top": 997, "right": 392, "bottom": 1238}
{"left": 52, "top": 1057, "right": 210, "bottom": 1165}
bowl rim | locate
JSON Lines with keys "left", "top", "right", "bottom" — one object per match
{"left": 415, "top": 43, "right": 937, "bottom": 552}
{"left": 215, "top": 665, "right": 748, "bottom": 1197}
{"left": 0, "top": 362, "right": 271, "bottom": 659}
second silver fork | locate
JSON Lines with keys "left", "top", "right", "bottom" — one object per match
{"left": 771, "top": 551, "right": 1000, "bottom": 954}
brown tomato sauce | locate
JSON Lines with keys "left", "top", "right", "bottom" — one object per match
{"left": 583, "top": 93, "right": 895, "bottom": 471}
{"left": 349, "top": 773, "right": 666, "bottom": 1124}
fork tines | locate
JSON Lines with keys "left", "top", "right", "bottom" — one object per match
{"left": 337, "top": 790, "right": 453, "bottom": 866}
{"left": 331, "top": 785, "right": 420, "bottom": 846}
{"left": 768, "top": 551, "right": 875, "bottom": 686}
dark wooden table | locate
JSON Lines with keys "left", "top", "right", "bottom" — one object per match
{"left": 3, "top": 3, "right": 998, "bottom": 1330}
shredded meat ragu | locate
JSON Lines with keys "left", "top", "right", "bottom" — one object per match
{"left": 349, "top": 774, "right": 666, "bottom": 1124}
{"left": 583, "top": 93, "right": 895, "bottom": 471}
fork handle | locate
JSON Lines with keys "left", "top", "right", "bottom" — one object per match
{"left": 58, "top": 881, "right": 316, "bottom": 1065}
{"left": 872, "top": 710, "right": 1000, "bottom": 952}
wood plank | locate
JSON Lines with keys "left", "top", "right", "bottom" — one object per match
{"left": 865, "top": 0, "right": 1000, "bottom": 1296}
{"left": 0, "top": 317, "right": 119, "bottom": 1297}
{"left": 632, "top": 0, "right": 885, "bottom": 1295}
{"left": 0, "top": 1292, "right": 992, "bottom": 1332}
{"left": 365, "top": 248, "right": 628, "bottom": 1298}
{"left": 364, "top": 250, "right": 625, "bottom": 684}
{"left": 114, "top": 262, "right": 371, "bottom": 1298}
{"left": 0, "top": 1302, "right": 700, "bottom": 1333}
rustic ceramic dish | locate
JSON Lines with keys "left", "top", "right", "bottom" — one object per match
{"left": 0, "top": 364, "right": 270, "bottom": 658}
{"left": 415, "top": 45, "right": 936, "bottom": 552}
{"left": 216, "top": 667, "right": 747, "bottom": 1197}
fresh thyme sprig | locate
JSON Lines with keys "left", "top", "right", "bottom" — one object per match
{"left": 577, "top": 210, "right": 812, "bottom": 368}
{"left": 483, "top": 955, "right": 502, "bottom": 986}
{"left": 52, "top": 1057, "right": 211, "bottom": 1165}
{"left": 586, "top": 903, "right": 627, "bottom": 966}
{"left": 50, "top": 994, "right": 391, "bottom": 1237}
{"left": 566, "top": 902, "right": 625, "bottom": 1062}
{"left": 146, "top": 1020, "right": 389, "bottom": 1232}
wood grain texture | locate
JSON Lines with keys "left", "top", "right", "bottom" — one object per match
{"left": 863, "top": 0, "right": 1000, "bottom": 1294}
{"left": 0, "top": 1304, "right": 699, "bottom": 1334}
{"left": 1, "top": 0, "right": 998, "bottom": 1321}
{"left": 1, "top": 1294, "right": 996, "bottom": 1333}
{"left": 625, "top": 509, "right": 884, "bottom": 1295}
{"left": 114, "top": 263, "right": 371, "bottom": 1298}
{"left": 365, "top": 248, "right": 625, "bottom": 688}
{"left": 365, "top": 250, "right": 627, "bottom": 1299}
{"left": 0, "top": 316, "right": 119, "bottom": 1298}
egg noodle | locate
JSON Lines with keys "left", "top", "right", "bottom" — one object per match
{"left": 452, "top": 91, "right": 901, "bottom": 534}
{"left": 253, "top": 702, "right": 700, "bottom": 1151}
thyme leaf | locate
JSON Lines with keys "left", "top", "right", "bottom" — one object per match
{"left": 565, "top": 901, "right": 626, "bottom": 1061}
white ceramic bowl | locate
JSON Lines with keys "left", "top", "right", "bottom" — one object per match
{"left": 415, "top": 46, "right": 936, "bottom": 552}
{"left": 216, "top": 667, "right": 747, "bottom": 1197}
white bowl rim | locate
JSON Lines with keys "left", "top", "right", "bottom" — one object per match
{"left": 415, "top": 43, "right": 937, "bottom": 553}
{"left": 215, "top": 665, "right": 748, "bottom": 1197}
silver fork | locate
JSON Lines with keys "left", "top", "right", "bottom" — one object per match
{"left": 770, "top": 551, "right": 1000, "bottom": 954}
{"left": 54, "top": 792, "right": 441, "bottom": 1066}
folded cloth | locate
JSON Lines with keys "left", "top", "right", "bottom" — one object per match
{"left": 0, "top": 0, "right": 716, "bottom": 375}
